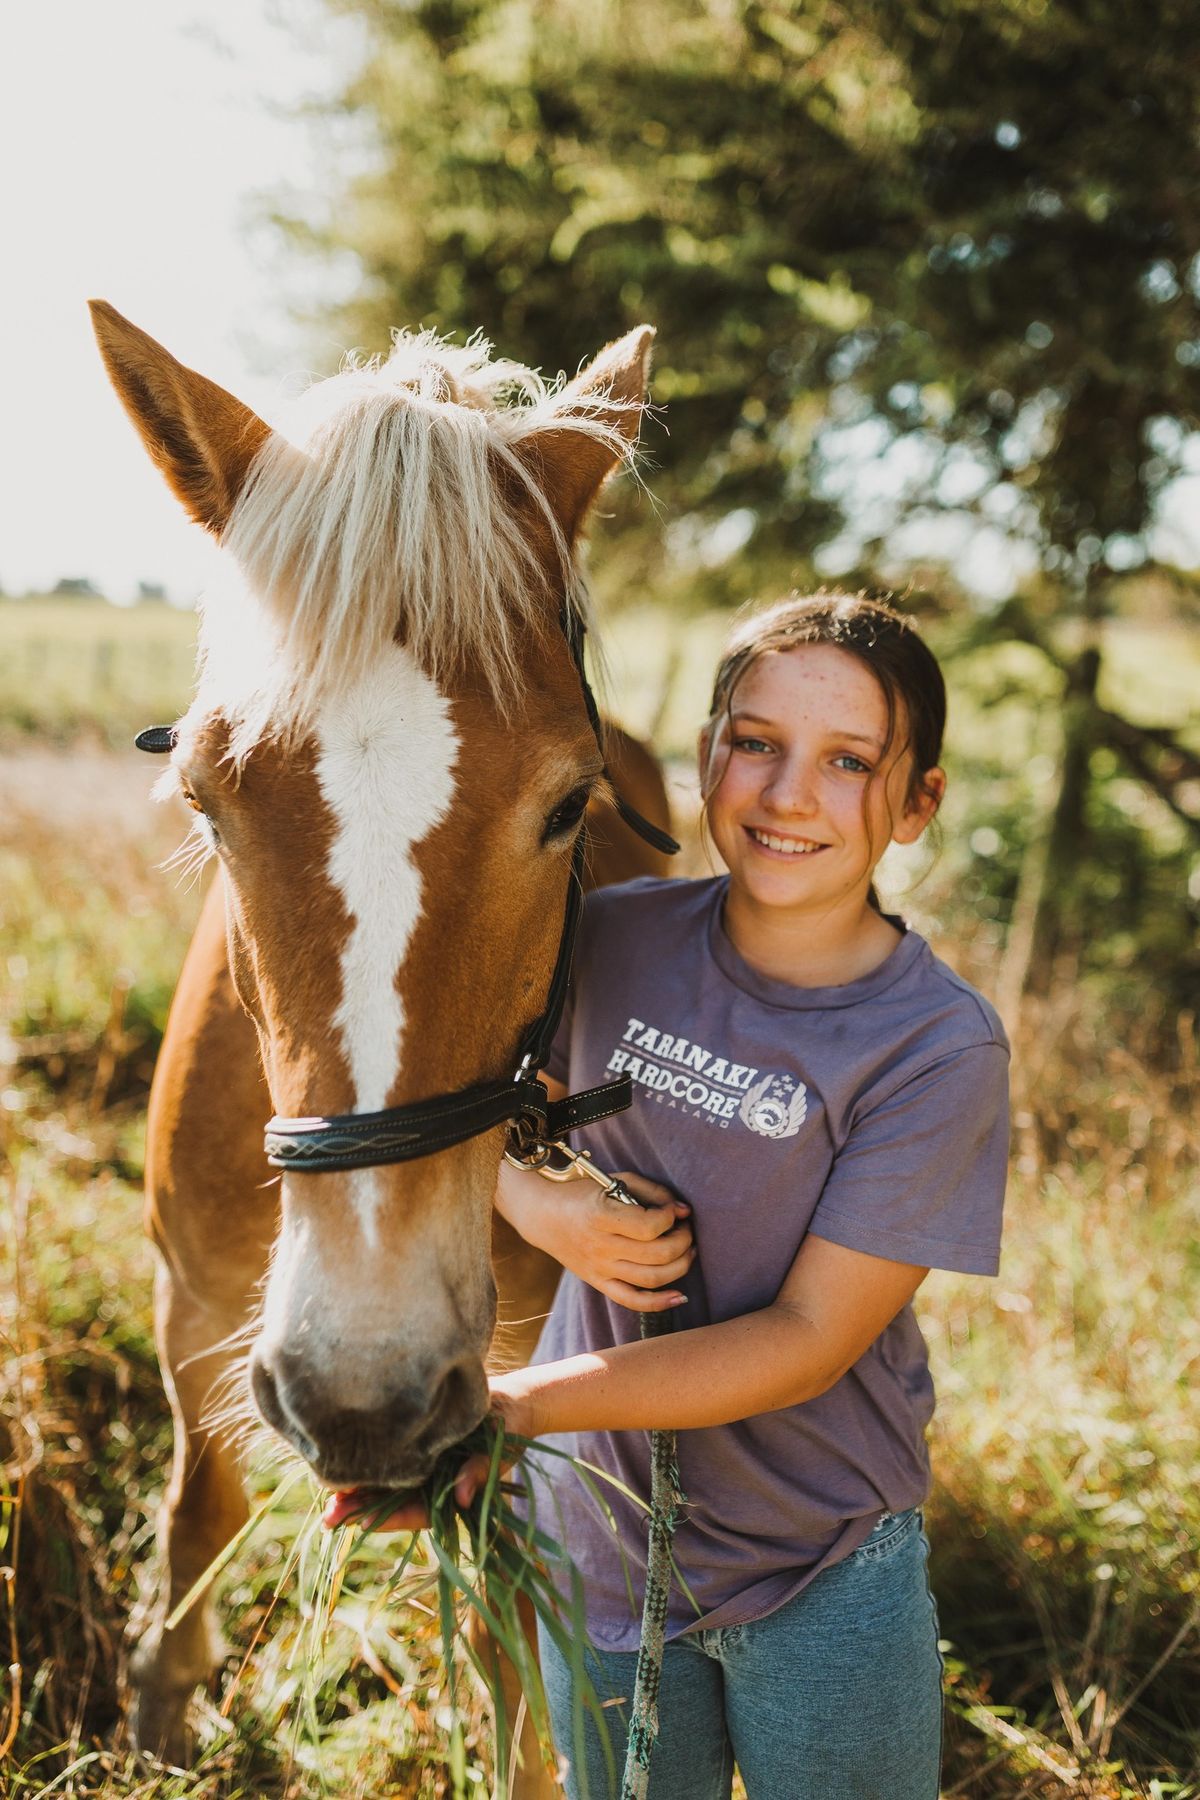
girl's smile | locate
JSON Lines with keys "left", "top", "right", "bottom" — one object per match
{"left": 745, "top": 828, "right": 827, "bottom": 855}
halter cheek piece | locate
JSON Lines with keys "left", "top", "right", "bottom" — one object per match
{"left": 135, "top": 608, "right": 678, "bottom": 1177}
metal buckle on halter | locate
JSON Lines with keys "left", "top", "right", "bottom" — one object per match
{"left": 504, "top": 1115, "right": 554, "bottom": 1172}
{"left": 504, "top": 1056, "right": 553, "bottom": 1170}
{"left": 541, "top": 1143, "right": 644, "bottom": 1206}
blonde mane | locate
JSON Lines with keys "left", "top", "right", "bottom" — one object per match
{"left": 195, "top": 330, "right": 636, "bottom": 758}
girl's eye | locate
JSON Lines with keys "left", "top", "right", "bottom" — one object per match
{"left": 733, "top": 736, "right": 773, "bottom": 754}
{"left": 833, "top": 754, "right": 872, "bottom": 774}
{"left": 543, "top": 785, "right": 592, "bottom": 843}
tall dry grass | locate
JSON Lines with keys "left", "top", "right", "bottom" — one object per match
{"left": 926, "top": 997, "right": 1198, "bottom": 1799}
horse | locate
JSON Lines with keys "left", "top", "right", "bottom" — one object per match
{"left": 89, "top": 301, "right": 673, "bottom": 1790}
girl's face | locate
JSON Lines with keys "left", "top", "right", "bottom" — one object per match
{"left": 702, "top": 644, "right": 944, "bottom": 920}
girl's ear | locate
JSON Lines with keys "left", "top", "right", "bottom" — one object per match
{"left": 893, "top": 767, "right": 946, "bottom": 845}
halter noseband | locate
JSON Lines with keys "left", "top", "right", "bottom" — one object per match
{"left": 136, "top": 608, "right": 678, "bottom": 1176}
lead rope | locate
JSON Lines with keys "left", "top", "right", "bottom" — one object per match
{"left": 620, "top": 1313, "right": 682, "bottom": 1800}
{"left": 516, "top": 1145, "right": 683, "bottom": 1799}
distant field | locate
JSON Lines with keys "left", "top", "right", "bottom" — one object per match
{"left": 2, "top": 595, "right": 1197, "bottom": 758}
{"left": 0, "top": 598, "right": 196, "bottom": 748}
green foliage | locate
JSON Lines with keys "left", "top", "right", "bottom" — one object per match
{"left": 290, "top": 0, "right": 1200, "bottom": 575}
{"left": 830, "top": 0, "right": 1200, "bottom": 574}
{"left": 303, "top": 0, "right": 866, "bottom": 540}
{"left": 925, "top": 1043, "right": 1200, "bottom": 1793}
{"left": 926, "top": 623, "right": 1200, "bottom": 1015}
{"left": 275, "top": 0, "right": 1200, "bottom": 1002}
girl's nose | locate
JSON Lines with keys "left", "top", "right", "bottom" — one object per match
{"left": 764, "top": 754, "right": 818, "bottom": 814}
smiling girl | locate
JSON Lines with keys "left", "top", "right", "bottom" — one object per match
{"left": 349, "top": 593, "right": 1010, "bottom": 1798}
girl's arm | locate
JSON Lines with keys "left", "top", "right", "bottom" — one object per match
{"left": 325, "top": 1231, "right": 927, "bottom": 1529}
{"left": 493, "top": 1232, "right": 928, "bottom": 1437}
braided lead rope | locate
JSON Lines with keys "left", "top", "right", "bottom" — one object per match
{"left": 620, "top": 1310, "right": 682, "bottom": 1800}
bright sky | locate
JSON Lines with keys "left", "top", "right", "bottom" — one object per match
{"left": 0, "top": 1, "right": 365, "bottom": 603}
{"left": 3, "top": 6, "right": 1195, "bottom": 608}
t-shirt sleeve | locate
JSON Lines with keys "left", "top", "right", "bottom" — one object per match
{"left": 808, "top": 1042, "right": 1010, "bottom": 1276}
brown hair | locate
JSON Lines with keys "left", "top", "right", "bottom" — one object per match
{"left": 701, "top": 592, "right": 946, "bottom": 903}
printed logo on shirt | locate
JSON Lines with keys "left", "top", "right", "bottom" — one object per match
{"left": 739, "top": 1072, "right": 808, "bottom": 1139}
{"left": 605, "top": 1016, "right": 808, "bottom": 1136}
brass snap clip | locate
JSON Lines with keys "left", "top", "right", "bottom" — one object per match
{"left": 524, "top": 1140, "right": 645, "bottom": 1209}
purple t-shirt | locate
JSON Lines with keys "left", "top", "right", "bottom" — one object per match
{"left": 528, "top": 875, "right": 1009, "bottom": 1649}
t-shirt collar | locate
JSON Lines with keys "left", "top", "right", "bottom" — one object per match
{"left": 707, "top": 875, "right": 925, "bottom": 1010}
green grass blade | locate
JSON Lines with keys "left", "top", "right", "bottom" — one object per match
{"left": 164, "top": 1470, "right": 306, "bottom": 1630}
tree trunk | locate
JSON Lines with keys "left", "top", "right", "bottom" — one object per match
{"left": 994, "top": 713, "right": 1064, "bottom": 1036}
{"left": 1025, "top": 635, "right": 1102, "bottom": 995}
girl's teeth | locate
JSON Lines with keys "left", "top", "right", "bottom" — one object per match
{"left": 752, "top": 830, "right": 821, "bottom": 854}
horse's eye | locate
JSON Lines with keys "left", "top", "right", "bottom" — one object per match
{"left": 543, "top": 785, "right": 592, "bottom": 843}
{"left": 182, "top": 787, "right": 222, "bottom": 848}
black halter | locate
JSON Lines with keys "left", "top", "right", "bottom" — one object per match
{"left": 135, "top": 608, "right": 678, "bottom": 1176}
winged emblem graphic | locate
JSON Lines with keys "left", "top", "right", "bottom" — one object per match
{"left": 738, "top": 1073, "right": 808, "bottom": 1140}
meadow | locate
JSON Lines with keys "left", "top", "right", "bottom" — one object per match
{"left": 1, "top": 599, "right": 1197, "bottom": 1798}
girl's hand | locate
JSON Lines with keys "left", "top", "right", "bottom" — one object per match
{"left": 320, "top": 1377, "right": 535, "bottom": 1532}
{"left": 498, "top": 1161, "right": 694, "bottom": 1311}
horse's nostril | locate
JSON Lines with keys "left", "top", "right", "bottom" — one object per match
{"left": 249, "top": 1348, "right": 280, "bottom": 1426}
{"left": 420, "top": 1358, "right": 487, "bottom": 1450}
{"left": 250, "top": 1348, "right": 319, "bottom": 1464}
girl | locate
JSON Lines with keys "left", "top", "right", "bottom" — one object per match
{"left": 358, "top": 593, "right": 1010, "bottom": 1799}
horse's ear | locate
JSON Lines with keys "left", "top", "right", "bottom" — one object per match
{"left": 520, "top": 325, "right": 655, "bottom": 543}
{"left": 88, "top": 300, "right": 271, "bottom": 536}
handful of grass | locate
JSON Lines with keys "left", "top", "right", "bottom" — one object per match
{"left": 168, "top": 1417, "right": 633, "bottom": 1797}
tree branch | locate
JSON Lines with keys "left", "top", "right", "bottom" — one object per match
{"left": 1100, "top": 722, "right": 1200, "bottom": 838}
{"left": 1096, "top": 707, "right": 1200, "bottom": 786}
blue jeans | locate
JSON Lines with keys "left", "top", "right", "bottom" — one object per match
{"left": 537, "top": 1509, "right": 943, "bottom": 1800}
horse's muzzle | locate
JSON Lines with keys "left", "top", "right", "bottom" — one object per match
{"left": 248, "top": 1343, "right": 489, "bottom": 1488}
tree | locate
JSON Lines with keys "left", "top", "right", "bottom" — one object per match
{"left": 279, "top": 0, "right": 1200, "bottom": 1008}
{"left": 833, "top": 0, "right": 1200, "bottom": 991}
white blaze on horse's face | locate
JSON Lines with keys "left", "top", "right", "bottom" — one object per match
{"left": 314, "top": 647, "right": 459, "bottom": 1240}
{"left": 239, "top": 675, "right": 587, "bottom": 1489}
{"left": 247, "top": 648, "right": 497, "bottom": 1486}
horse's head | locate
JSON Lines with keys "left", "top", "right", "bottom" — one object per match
{"left": 91, "top": 301, "right": 653, "bottom": 1488}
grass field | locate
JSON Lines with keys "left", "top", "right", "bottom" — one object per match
{"left": 0, "top": 601, "right": 196, "bottom": 751}
{"left": 2, "top": 599, "right": 1198, "bottom": 1798}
